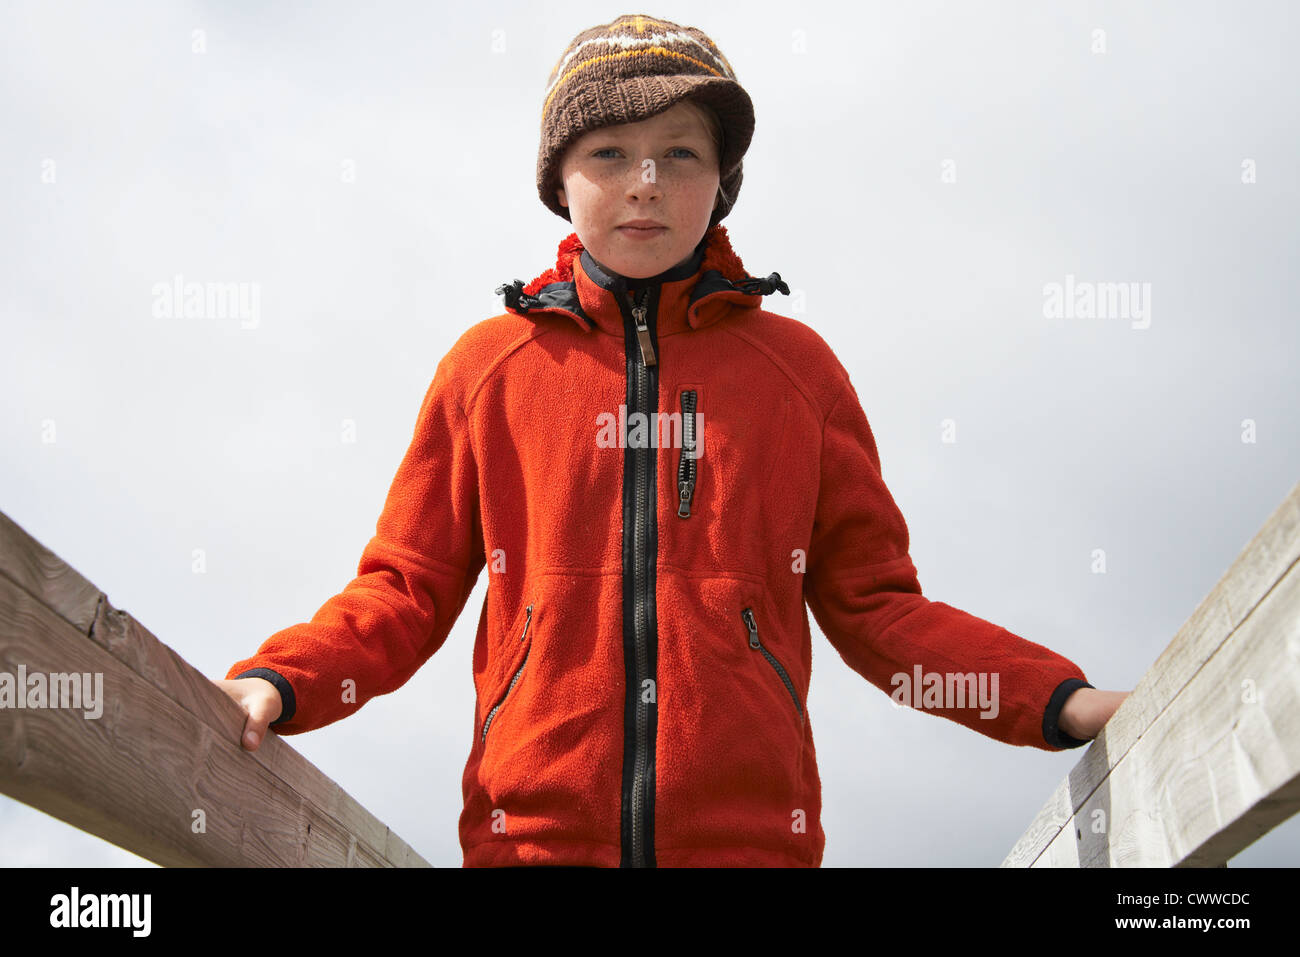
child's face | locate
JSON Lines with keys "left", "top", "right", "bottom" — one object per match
{"left": 556, "top": 101, "right": 721, "bottom": 279}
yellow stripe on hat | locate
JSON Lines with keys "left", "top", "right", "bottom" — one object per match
{"left": 543, "top": 47, "right": 725, "bottom": 119}
{"left": 610, "top": 15, "right": 674, "bottom": 34}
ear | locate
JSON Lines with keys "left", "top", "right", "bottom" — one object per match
{"left": 556, "top": 185, "right": 568, "bottom": 209}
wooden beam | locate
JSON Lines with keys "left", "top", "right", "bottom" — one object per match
{"left": 1004, "top": 481, "right": 1300, "bottom": 866}
{"left": 0, "top": 510, "right": 430, "bottom": 867}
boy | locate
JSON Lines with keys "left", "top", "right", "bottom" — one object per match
{"left": 215, "top": 14, "right": 1128, "bottom": 867}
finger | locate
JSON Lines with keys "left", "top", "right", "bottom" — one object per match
{"left": 241, "top": 693, "right": 279, "bottom": 751}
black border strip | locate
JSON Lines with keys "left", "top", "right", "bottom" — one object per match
{"left": 233, "top": 667, "right": 295, "bottom": 726}
{"left": 1042, "top": 677, "right": 1095, "bottom": 749}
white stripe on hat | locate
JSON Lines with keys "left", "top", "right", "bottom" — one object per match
{"left": 543, "top": 28, "right": 736, "bottom": 106}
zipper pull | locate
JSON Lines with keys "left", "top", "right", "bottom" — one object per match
{"left": 521, "top": 604, "right": 533, "bottom": 640}
{"left": 630, "top": 290, "right": 657, "bottom": 367}
{"left": 742, "top": 608, "right": 759, "bottom": 648}
{"left": 677, "top": 479, "right": 694, "bottom": 517}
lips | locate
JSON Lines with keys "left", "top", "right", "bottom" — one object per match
{"left": 618, "top": 221, "right": 667, "bottom": 239}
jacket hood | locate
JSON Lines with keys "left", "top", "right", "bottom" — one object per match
{"left": 495, "top": 224, "right": 789, "bottom": 336}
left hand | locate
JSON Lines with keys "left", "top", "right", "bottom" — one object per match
{"left": 1060, "top": 688, "right": 1131, "bottom": 741}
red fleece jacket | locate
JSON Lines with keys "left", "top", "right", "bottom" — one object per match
{"left": 226, "top": 224, "right": 1093, "bottom": 867}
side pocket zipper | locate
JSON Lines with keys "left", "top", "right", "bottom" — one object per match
{"left": 741, "top": 606, "right": 803, "bottom": 722}
{"left": 482, "top": 603, "right": 533, "bottom": 742}
{"left": 677, "top": 389, "right": 698, "bottom": 518}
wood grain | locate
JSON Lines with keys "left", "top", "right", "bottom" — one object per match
{"left": 1004, "top": 481, "right": 1300, "bottom": 867}
{"left": 0, "top": 510, "right": 430, "bottom": 867}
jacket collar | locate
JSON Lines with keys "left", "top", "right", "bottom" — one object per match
{"left": 496, "top": 224, "right": 790, "bottom": 338}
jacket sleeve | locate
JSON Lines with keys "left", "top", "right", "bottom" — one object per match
{"left": 802, "top": 373, "right": 1093, "bottom": 751}
{"left": 225, "top": 351, "right": 486, "bottom": 735}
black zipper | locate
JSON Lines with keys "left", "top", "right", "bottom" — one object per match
{"left": 677, "top": 389, "right": 697, "bottom": 518}
{"left": 481, "top": 603, "right": 533, "bottom": 742}
{"left": 741, "top": 607, "right": 803, "bottom": 721}
{"left": 620, "top": 283, "right": 658, "bottom": 868}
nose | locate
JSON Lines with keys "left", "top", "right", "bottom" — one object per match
{"left": 625, "top": 159, "right": 662, "bottom": 204}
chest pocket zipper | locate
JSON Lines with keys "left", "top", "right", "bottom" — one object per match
{"left": 741, "top": 606, "right": 803, "bottom": 723}
{"left": 677, "top": 389, "right": 698, "bottom": 518}
{"left": 482, "top": 603, "right": 533, "bottom": 743}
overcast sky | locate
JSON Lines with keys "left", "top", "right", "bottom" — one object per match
{"left": 2, "top": 0, "right": 1297, "bottom": 867}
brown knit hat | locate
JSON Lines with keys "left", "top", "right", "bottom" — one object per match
{"left": 537, "top": 14, "right": 755, "bottom": 230}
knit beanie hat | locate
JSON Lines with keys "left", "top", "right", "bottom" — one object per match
{"left": 536, "top": 14, "right": 755, "bottom": 230}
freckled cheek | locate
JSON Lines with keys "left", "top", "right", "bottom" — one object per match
{"left": 590, "top": 166, "right": 716, "bottom": 193}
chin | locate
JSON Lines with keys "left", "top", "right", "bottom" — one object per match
{"left": 620, "top": 255, "right": 675, "bottom": 279}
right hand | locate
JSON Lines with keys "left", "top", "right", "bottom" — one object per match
{"left": 212, "top": 677, "right": 283, "bottom": 751}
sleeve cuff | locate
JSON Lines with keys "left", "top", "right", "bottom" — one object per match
{"left": 233, "top": 668, "right": 297, "bottom": 727}
{"left": 1042, "top": 678, "right": 1095, "bottom": 749}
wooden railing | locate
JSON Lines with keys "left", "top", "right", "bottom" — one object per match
{"left": 0, "top": 510, "right": 429, "bottom": 867}
{"left": 1004, "top": 481, "right": 1300, "bottom": 866}
{"left": 4, "top": 478, "right": 1295, "bottom": 869}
